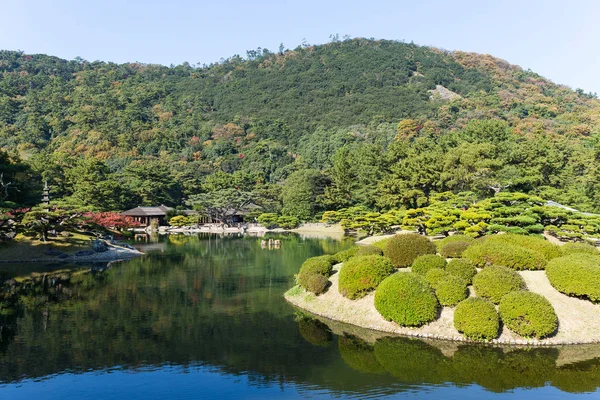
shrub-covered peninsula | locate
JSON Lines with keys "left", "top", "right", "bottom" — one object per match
{"left": 285, "top": 232, "right": 600, "bottom": 345}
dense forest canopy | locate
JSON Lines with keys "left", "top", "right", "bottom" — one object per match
{"left": 1, "top": 37, "right": 599, "bottom": 216}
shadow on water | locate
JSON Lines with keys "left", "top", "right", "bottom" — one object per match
{"left": 0, "top": 232, "right": 599, "bottom": 397}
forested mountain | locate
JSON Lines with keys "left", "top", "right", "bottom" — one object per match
{"left": 1, "top": 38, "right": 599, "bottom": 216}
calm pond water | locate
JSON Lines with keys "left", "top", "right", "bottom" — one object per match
{"left": 0, "top": 233, "right": 599, "bottom": 399}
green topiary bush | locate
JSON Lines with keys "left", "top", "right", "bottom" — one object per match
{"left": 463, "top": 240, "right": 547, "bottom": 270}
{"left": 384, "top": 234, "right": 436, "bottom": 268}
{"left": 332, "top": 246, "right": 359, "bottom": 263}
{"left": 338, "top": 255, "right": 395, "bottom": 299}
{"left": 485, "top": 234, "right": 561, "bottom": 261}
{"left": 560, "top": 242, "right": 599, "bottom": 257}
{"left": 454, "top": 298, "right": 499, "bottom": 341}
{"left": 446, "top": 258, "right": 477, "bottom": 284}
{"left": 374, "top": 272, "right": 439, "bottom": 326}
{"left": 440, "top": 241, "right": 473, "bottom": 258}
{"left": 372, "top": 238, "right": 391, "bottom": 250}
{"left": 411, "top": 254, "right": 447, "bottom": 275}
{"left": 546, "top": 254, "right": 600, "bottom": 302}
{"left": 435, "top": 234, "right": 475, "bottom": 251}
{"left": 434, "top": 274, "right": 469, "bottom": 306}
{"left": 305, "top": 274, "right": 329, "bottom": 295}
{"left": 356, "top": 245, "right": 384, "bottom": 257}
{"left": 499, "top": 291, "right": 558, "bottom": 339}
{"left": 472, "top": 266, "right": 525, "bottom": 304}
{"left": 297, "top": 255, "right": 335, "bottom": 293}
{"left": 425, "top": 268, "right": 449, "bottom": 288}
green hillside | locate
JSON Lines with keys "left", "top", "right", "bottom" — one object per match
{"left": 1, "top": 38, "right": 599, "bottom": 215}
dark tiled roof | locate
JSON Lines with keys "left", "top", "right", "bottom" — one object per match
{"left": 121, "top": 205, "right": 172, "bottom": 217}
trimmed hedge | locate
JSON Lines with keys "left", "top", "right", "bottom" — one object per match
{"left": 297, "top": 255, "right": 335, "bottom": 294}
{"left": 440, "top": 241, "right": 473, "bottom": 258}
{"left": 332, "top": 246, "right": 359, "bottom": 263}
{"left": 463, "top": 241, "right": 547, "bottom": 270}
{"left": 546, "top": 254, "right": 600, "bottom": 302}
{"left": 434, "top": 274, "right": 469, "bottom": 306}
{"left": 305, "top": 274, "right": 329, "bottom": 295}
{"left": 454, "top": 298, "right": 499, "bottom": 341}
{"left": 384, "top": 234, "right": 436, "bottom": 268}
{"left": 485, "top": 234, "right": 562, "bottom": 261}
{"left": 411, "top": 254, "right": 447, "bottom": 275}
{"left": 425, "top": 268, "right": 449, "bottom": 288}
{"left": 338, "top": 255, "right": 395, "bottom": 299}
{"left": 435, "top": 234, "right": 475, "bottom": 251}
{"left": 372, "top": 238, "right": 391, "bottom": 250}
{"left": 374, "top": 272, "right": 439, "bottom": 326}
{"left": 446, "top": 258, "right": 477, "bottom": 284}
{"left": 560, "top": 242, "right": 599, "bottom": 257}
{"left": 356, "top": 245, "right": 384, "bottom": 257}
{"left": 472, "top": 266, "right": 525, "bottom": 304}
{"left": 499, "top": 291, "right": 558, "bottom": 339}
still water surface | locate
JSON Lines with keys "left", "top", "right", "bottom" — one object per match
{"left": 0, "top": 233, "right": 599, "bottom": 399}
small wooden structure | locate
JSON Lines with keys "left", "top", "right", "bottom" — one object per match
{"left": 121, "top": 205, "right": 173, "bottom": 227}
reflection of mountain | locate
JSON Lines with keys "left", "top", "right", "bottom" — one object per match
{"left": 303, "top": 315, "right": 600, "bottom": 394}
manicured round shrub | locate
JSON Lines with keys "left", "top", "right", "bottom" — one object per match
{"left": 372, "top": 238, "right": 391, "bottom": 250}
{"left": 305, "top": 274, "right": 329, "bottom": 295}
{"left": 446, "top": 258, "right": 477, "bottom": 284}
{"left": 297, "top": 255, "right": 334, "bottom": 293}
{"left": 332, "top": 246, "right": 359, "bottom": 263}
{"left": 454, "top": 298, "right": 499, "bottom": 341}
{"left": 425, "top": 268, "right": 449, "bottom": 288}
{"left": 434, "top": 275, "right": 469, "bottom": 306}
{"left": 384, "top": 233, "right": 436, "bottom": 268}
{"left": 338, "top": 255, "right": 395, "bottom": 299}
{"left": 546, "top": 254, "right": 600, "bottom": 302}
{"left": 374, "top": 272, "right": 439, "bottom": 326}
{"left": 472, "top": 266, "right": 525, "bottom": 304}
{"left": 560, "top": 242, "right": 599, "bottom": 257}
{"left": 499, "top": 291, "right": 558, "bottom": 339}
{"left": 463, "top": 241, "right": 547, "bottom": 270}
{"left": 355, "top": 245, "right": 384, "bottom": 257}
{"left": 440, "top": 241, "right": 473, "bottom": 258}
{"left": 411, "top": 254, "right": 447, "bottom": 275}
{"left": 485, "top": 234, "right": 561, "bottom": 261}
{"left": 435, "top": 234, "right": 475, "bottom": 251}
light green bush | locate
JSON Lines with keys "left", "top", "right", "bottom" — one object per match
{"left": 446, "top": 258, "right": 477, "bottom": 284}
{"left": 499, "top": 291, "right": 558, "bottom": 339}
{"left": 355, "top": 245, "right": 384, "bottom": 257}
{"left": 560, "top": 242, "right": 599, "bottom": 257}
{"left": 463, "top": 241, "right": 547, "bottom": 270}
{"left": 485, "top": 234, "right": 561, "bottom": 261}
{"left": 546, "top": 254, "right": 600, "bottom": 302}
{"left": 436, "top": 234, "right": 475, "bottom": 250}
{"left": 297, "top": 255, "right": 335, "bottom": 294}
{"left": 374, "top": 272, "right": 439, "bottom": 326}
{"left": 411, "top": 254, "right": 447, "bottom": 275}
{"left": 454, "top": 298, "right": 499, "bottom": 341}
{"left": 434, "top": 274, "right": 469, "bottom": 306}
{"left": 384, "top": 234, "right": 436, "bottom": 268}
{"left": 332, "top": 246, "right": 359, "bottom": 263}
{"left": 440, "top": 241, "right": 473, "bottom": 258}
{"left": 424, "top": 268, "right": 449, "bottom": 288}
{"left": 338, "top": 255, "right": 395, "bottom": 299}
{"left": 472, "top": 266, "right": 525, "bottom": 304}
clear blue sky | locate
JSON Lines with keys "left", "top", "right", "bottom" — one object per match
{"left": 1, "top": 0, "right": 598, "bottom": 93}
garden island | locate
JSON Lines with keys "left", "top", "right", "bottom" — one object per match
{"left": 286, "top": 192, "right": 600, "bottom": 345}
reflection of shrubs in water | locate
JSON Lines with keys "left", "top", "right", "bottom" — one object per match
{"left": 551, "top": 359, "right": 600, "bottom": 393}
{"left": 374, "top": 337, "right": 447, "bottom": 384}
{"left": 338, "top": 335, "right": 386, "bottom": 374}
{"left": 296, "top": 315, "right": 332, "bottom": 347}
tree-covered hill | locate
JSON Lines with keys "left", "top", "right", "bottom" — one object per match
{"left": 0, "top": 38, "right": 599, "bottom": 215}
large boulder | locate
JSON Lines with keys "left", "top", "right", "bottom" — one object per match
{"left": 92, "top": 239, "right": 109, "bottom": 253}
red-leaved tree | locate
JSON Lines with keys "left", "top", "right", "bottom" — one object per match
{"left": 84, "top": 212, "right": 140, "bottom": 231}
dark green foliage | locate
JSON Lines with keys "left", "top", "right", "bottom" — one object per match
{"left": 338, "top": 255, "right": 395, "bottom": 299}
{"left": 560, "top": 242, "right": 599, "bottom": 256}
{"left": 411, "top": 254, "right": 447, "bottom": 275}
{"left": 446, "top": 258, "right": 477, "bottom": 284}
{"left": 440, "top": 241, "right": 473, "bottom": 258}
{"left": 296, "top": 315, "right": 332, "bottom": 347}
{"left": 384, "top": 234, "right": 436, "bottom": 268}
{"left": 338, "top": 335, "right": 386, "bottom": 374}
{"left": 498, "top": 291, "right": 558, "bottom": 339}
{"left": 276, "top": 215, "right": 299, "bottom": 229}
{"left": 355, "top": 245, "right": 384, "bottom": 257}
{"left": 472, "top": 266, "right": 525, "bottom": 304}
{"left": 463, "top": 240, "right": 547, "bottom": 270}
{"left": 454, "top": 298, "right": 499, "bottom": 340}
{"left": 424, "top": 268, "right": 449, "bottom": 288}
{"left": 434, "top": 275, "right": 469, "bottom": 306}
{"left": 546, "top": 254, "right": 600, "bottom": 302}
{"left": 297, "top": 255, "right": 334, "bottom": 294}
{"left": 374, "top": 272, "right": 439, "bottom": 326}
{"left": 331, "top": 246, "right": 359, "bottom": 263}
